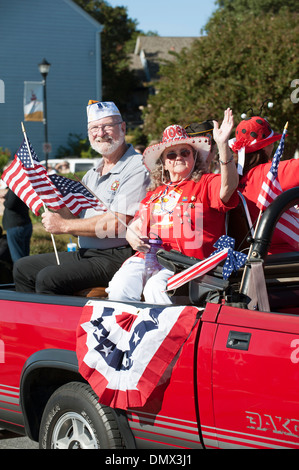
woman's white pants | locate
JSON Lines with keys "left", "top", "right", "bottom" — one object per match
{"left": 106, "top": 256, "right": 174, "bottom": 304}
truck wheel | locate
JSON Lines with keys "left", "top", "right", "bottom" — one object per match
{"left": 39, "top": 381, "right": 125, "bottom": 449}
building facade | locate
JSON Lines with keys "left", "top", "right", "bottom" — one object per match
{"left": 0, "top": 0, "right": 102, "bottom": 158}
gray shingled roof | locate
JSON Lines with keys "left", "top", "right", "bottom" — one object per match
{"left": 129, "top": 36, "right": 199, "bottom": 82}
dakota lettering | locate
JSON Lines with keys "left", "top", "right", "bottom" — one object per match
{"left": 246, "top": 411, "right": 299, "bottom": 437}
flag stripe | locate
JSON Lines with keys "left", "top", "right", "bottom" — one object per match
{"left": 256, "top": 125, "right": 299, "bottom": 249}
{"left": 25, "top": 165, "right": 65, "bottom": 209}
{"left": 2, "top": 157, "right": 43, "bottom": 215}
{"left": 276, "top": 221, "right": 299, "bottom": 242}
{"left": 257, "top": 179, "right": 283, "bottom": 209}
{"left": 49, "top": 173, "right": 107, "bottom": 216}
{"left": 1, "top": 138, "right": 65, "bottom": 214}
{"left": 166, "top": 248, "right": 228, "bottom": 291}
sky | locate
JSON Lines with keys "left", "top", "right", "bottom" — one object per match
{"left": 106, "top": 0, "right": 218, "bottom": 37}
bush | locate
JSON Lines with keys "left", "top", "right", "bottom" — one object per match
{"left": 0, "top": 147, "right": 11, "bottom": 173}
{"left": 55, "top": 133, "right": 98, "bottom": 159}
{"left": 127, "top": 126, "right": 148, "bottom": 147}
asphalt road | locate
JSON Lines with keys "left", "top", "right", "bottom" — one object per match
{"left": 0, "top": 428, "right": 38, "bottom": 449}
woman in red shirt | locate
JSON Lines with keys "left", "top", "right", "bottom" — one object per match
{"left": 107, "top": 108, "right": 239, "bottom": 303}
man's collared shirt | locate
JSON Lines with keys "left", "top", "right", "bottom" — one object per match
{"left": 79, "top": 144, "right": 150, "bottom": 249}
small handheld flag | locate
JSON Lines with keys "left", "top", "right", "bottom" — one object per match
{"left": 256, "top": 122, "right": 299, "bottom": 249}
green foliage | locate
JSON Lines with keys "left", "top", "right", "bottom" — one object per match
{"left": 143, "top": 9, "right": 299, "bottom": 158}
{"left": 0, "top": 147, "right": 11, "bottom": 173}
{"left": 56, "top": 133, "right": 98, "bottom": 159}
{"left": 127, "top": 126, "right": 148, "bottom": 147}
{"left": 204, "top": 0, "right": 298, "bottom": 34}
{"left": 73, "top": 0, "right": 141, "bottom": 111}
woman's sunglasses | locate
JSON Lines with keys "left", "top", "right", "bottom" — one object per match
{"left": 165, "top": 149, "right": 192, "bottom": 160}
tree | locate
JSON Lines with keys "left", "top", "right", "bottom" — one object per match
{"left": 204, "top": 0, "right": 298, "bottom": 34}
{"left": 143, "top": 9, "right": 299, "bottom": 157}
{"left": 74, "top": 0, "right": 140, "bottom": 113}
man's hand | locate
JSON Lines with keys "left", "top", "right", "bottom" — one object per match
{"left": 42, "top": 211, "right": 67, "bottom": 234}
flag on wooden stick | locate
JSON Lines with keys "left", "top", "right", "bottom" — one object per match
{"left": 166, "top": 235, "right": 248, "bottom": 291}
{"left": 166, "top": 247, "right": 229, "bottom": 291}
{"left": 256, "top": 122, "right": 299, "bottom": 249}
{"left": 15, "top": 138, "right": 66, "bottom": 211}
{"left": 49, "top": 174, "right": 107, "bottom": 216}
{"left": 1, "top": 154, "right": 43, "bottom": 216}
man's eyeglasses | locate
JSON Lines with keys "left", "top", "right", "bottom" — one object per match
{"left": 88, "top": 121, "right": 123, "bottom": 135}
{"left": 165, "top": 149, "right": 192, "bottom": 160}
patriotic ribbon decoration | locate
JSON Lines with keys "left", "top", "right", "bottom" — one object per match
{"left": 76, "top": 300, "right": 199, "bottom": 410}
{"left": 212, "top": 235, "right": 247, "bottom": 280}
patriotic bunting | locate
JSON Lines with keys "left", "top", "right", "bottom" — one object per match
{"left": 76, "top": 300, "right": 199, "bottom": 410}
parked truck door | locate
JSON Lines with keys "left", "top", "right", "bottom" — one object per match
{"left": 209, "top": 304, "right": 299, "bottom": 449}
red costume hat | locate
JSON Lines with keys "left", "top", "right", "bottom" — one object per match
{"left": 229, "top": 116, "right": 282, "bottom": 174}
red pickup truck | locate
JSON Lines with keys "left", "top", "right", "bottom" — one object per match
{"left": 0, "top": 188, "right": 298, "bottom": 450}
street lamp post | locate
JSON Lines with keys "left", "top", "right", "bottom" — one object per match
{"left": 38, "top": 58, "right": 51, "bottom": 169}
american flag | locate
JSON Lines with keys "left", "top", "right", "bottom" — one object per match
{"left": 166, "top": 247, "right": 229, "bottom": 291}
{"left": 49, "top": 174, "right": 107, "bottom": 216}
{"left": 1, "top": 155, "right": 43, "bottom": 216}
{"left": 16, "top": 139, "right": 66, "bottom": 211}
{"left": 1, "top": 139, "right": 66, "bottom": 214}
{"left": 257, "top": 123, "right": 299, "bottom": 249}
{"left": 76, "top": 300, "right": 199, "bottom": 410}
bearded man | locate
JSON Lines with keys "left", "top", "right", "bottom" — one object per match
{"left": 13, "top": 101, "right": 150, "bottom": 295}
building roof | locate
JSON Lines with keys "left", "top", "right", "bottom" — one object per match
{"left": 63, "top": 0, "right": 103, "bottom": 30}
{"left": 130, "top": 36, "right": 199, "bottom": 82}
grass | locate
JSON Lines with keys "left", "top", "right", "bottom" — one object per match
{"left": 0, "top": 214, "right": 74, "bottom": 256}
{"left": 30, "top": 221, "right": 75, "bottom": 255}
{"left": 0, "top": 171, "right": 86, "bottom": 255}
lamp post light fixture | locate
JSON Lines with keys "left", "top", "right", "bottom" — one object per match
{"left": 38, "top": 58, "right": 51, "bottom": 169}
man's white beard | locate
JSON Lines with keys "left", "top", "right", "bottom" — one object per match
{"left": 91, "top": 131, "right": 125, "bottom": 156}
